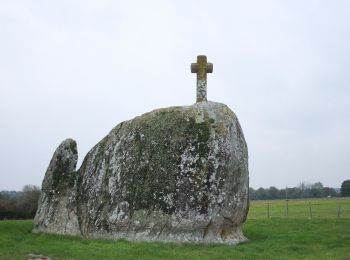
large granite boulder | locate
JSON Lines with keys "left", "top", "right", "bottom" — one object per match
{"left": 34, "top": 101, "right": 249, "bottom": 245}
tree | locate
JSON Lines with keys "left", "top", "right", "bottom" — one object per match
{"left": 267, "top": 186, "right": 279, "bottom": 199}
{"left": 249, "top": 187, "right": 257, "bottom": 200}
{"left": 340, "top": 180, "right": 350, "bottom": 197}
{"left": 0, "top": 185, "right": 40, "bottom": 219}
{"left": 19, "top": 185, "right": 41, "bottom": 218}
{"left": 256, "top": 188, "right": 267, "bottom": 200}
{"left": 310, "top": 182, "right": 324, "bottom": 198}
{"left": 322, "top": 187, "right": 337, "bottom": 197}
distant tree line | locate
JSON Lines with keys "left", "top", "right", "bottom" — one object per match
{"left": 0, "top": 185, "right": 40, "bottom": 220}
{"left": 249, "top": 182, "right": 339, "bottom": 200}
{"left": 341, "top": 180, "right": 350, "bottom": 197}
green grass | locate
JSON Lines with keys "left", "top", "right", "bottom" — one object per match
{"left": 249, "top": 197, "right": 350, "bottom": 219}
{"left": 1, "top": 198, "right": 350, "bottom": 259}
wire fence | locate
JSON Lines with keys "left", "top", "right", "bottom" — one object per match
{"left": 248, "top": 197, "right": 350, "bottom": 219}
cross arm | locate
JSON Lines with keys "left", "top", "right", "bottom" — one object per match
{"left": 191, "top": 63, "right": 213, "bottom": 73}
{"left": 191, "top": 63, "right": 199, "bottom": 73}
{"left": 206, "top": 63, "right": 213, "bottom": 73}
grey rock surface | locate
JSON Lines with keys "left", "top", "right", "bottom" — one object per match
{"left": 34, "top": 101, "right": 249, "bottom": 245}
{"left": 33, "top": 139, "right": 80, "bottom": 235}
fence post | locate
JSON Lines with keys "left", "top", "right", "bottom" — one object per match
{"left": 267, "top": 201, "right": 270, "bottom": 218}
{"left": 286, "top": 199, "right": 289, "bottom": 218}
{"left": 337, "top": 205, "right": 341, "bottom": 218}
{"left": 309, "top": 201, "right": 312, "bottom": 219}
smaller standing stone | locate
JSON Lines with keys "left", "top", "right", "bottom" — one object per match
{"left": 33, "top": 139, "right": 80, "bottom": 235}
{"left": 191, "top": 55, "right": 213, "bottom": 102}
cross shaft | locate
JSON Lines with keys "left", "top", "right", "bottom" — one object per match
{"left": 191, "top": 55, "right": 213, "bottom": 102}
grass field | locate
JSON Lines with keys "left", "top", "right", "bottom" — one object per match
{"left": 249, "top": 197, "right": 350, "bottom": 219}
{"left": 1, "top": 198, "right": 350, "bottom": 259}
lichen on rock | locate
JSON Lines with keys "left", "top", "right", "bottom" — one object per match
{"left": 34, "top": 101, "right": 249, "bottom": 245}
{"left": 33, "top": 138, "right": 80, "bottom": 235}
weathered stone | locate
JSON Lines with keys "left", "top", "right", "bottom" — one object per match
{"left": 27, "top": 253, "right": 52, "bottom": 260}
{"left": 34, "top": 101, "right": 249, "bottom": 245}
{"left": 33, "top": 139, "right": 80, "bottom": 235}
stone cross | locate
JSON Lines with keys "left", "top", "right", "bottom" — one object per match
{"left": 191, "top": 55, "right": 213, "bottom": 102}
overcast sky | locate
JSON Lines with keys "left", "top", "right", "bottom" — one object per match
{"left": 1, "top": 1, "right": 349, "bottom": 191}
